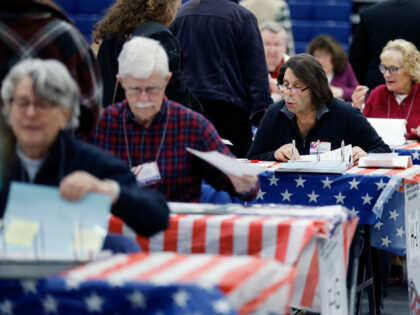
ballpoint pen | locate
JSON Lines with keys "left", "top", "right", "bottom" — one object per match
{"left": 292, "top": 139, "right": 296, "bottom": 161}
{"left": 316, "top": 139, "right": 320, "bottom": 162}
{"left": 341, "top": 140, "right": 345, "bottom": 163}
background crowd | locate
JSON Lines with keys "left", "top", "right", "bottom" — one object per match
{"left": 1, "top": 0, "right": 420, "bottom": 314}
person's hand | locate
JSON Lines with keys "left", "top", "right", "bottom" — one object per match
{"left": 274, "top": 143, "right": 300, "bottom": 162}
{"left": 330, "top": 85, "right": 344, "bottom": 99}
{"left": 59, "top": 171, "right": 119, "bottom": 203}
{"left": 226, "top": 173, "right": 258, "bottom": 194}
{"left": 410, "top": 125, "right": 420, "bottom": 137}
{"left": 352, "top": 146, "right": 367, "bottom": 163}
{"left": 352, "top": 85, "right": 369, "bottom": 110}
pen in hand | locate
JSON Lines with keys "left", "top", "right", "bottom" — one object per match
{"left": 292, "top": 139, "right": 296, "bottom": 161}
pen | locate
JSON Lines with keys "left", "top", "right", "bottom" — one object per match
{"left": 316, "top": 139, "right": 320, "bottom": 162}
{"left": 292, "top": 139, "right": 296, "bottom": 160}
{"left": 341, "top": 140, "right": 345, "bottom": 163}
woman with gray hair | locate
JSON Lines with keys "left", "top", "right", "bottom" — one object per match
{"left": 0, "top": 58, "right": 169, "bottom": 238}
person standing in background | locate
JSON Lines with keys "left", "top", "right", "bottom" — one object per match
{"left": 349, "top": 0, "right": 420, "bottom": 90}
{"left": 171, "top": 0, "right": 273, "bottom": 157}
{"left": 93, "top": 0, "right": 202, "bottom": 113}
{"left": 0, "top": 0, "right": 102, "bottom": 133}
{"left": 240, "top": 0, "right": 295, "bottom": 56}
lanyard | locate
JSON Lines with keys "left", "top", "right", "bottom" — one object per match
{"left": 387, "top": 85, "right": 417, "bottom": 121}
{"left": 123, "top": 103, "right": 170, "bottom": 169}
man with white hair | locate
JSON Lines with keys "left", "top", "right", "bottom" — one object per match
{"left": 86, "top": 37, "right": 259, "bottom": 202}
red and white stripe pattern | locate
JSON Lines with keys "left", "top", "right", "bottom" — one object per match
{"left": 410, "top": 281, "right": 420, "bottom": 315}
{"left": 64, "top": 252, "right": 297, "bottom": 315}
{"left": 109, "top": 212, "right": 357, "bottom": 312}
{"left": 345, "top": 165, "right": 420, "bottom": 177}
{"left": 109, "top": 214, "right": 324, "bottom": 265}
{"left": 400, "top": 142, "right": 420, "bottom": 150}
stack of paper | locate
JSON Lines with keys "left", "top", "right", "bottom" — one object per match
{"left": 358, "top": 153, "right": 412, "bottom": 169}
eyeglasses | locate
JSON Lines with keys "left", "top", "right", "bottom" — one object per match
{"left": 277, "top": 84, "right": 310, "bottom": 95}
{"left": 124, "top": 85, "right": 164, "bottom": 97}
{"left": 12, "top": 98, "right": 58, "bottom": 111}
{"left": 379, "top": 64, "right": 403, "bottom": 75}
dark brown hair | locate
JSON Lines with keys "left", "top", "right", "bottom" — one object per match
{"left": 93, "top": 0, "right": 178, "bottom": 43}
{"left": 306, "top": 34, "right": 348, "bottom": 74}
{"left": 278, "top": 54, "right": 333, "bottom": 109}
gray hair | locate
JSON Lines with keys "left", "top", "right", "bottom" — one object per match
{"left": 1, "top": 59, "right": 80, "bottom": 130}
{"left": 260, "top": 21, "right": 287, "bottom": 38}
{"left": 118, "top": 36, "right": 170, "bottom": 80}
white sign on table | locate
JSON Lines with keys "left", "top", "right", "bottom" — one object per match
{"left": 404, "top": 180, "right": 420, "bottom": 314}
{"left": 318, "top": 224, "right": 348, "bottom": 315}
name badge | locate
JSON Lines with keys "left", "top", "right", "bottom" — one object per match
{"left": 132, "top": 162, "right": 161, "bottom": 185}
{"left": 309, "top": 141, "right": 331, "bottom": 155}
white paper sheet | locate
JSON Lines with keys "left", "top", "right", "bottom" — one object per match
{"left": 296, "top": 145, "right": 353, "bottom": 163}
{"left": 186, "top": 148, "right": 266, "bottom": 176}
{"left": 367, "top": 118, "right": 406, "bottom": 146}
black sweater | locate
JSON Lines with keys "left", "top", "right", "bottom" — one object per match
{"left": 247, "top": 98, "right": 391, "bottom": 161}
{"left": 0, "top": 132, "right": 169, "bottom": 237}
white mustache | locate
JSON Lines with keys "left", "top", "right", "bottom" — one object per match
{"left": 133, "top": 102, "right": 155, "bottom": 109}
{"left": 284, "top": 97, "right": 294, "bottom": 103}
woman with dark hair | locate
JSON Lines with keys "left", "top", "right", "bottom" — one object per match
{"left": 246, "top": 54, "right": 390, "bottom": 161}
{"left": 307, "top": 35, "right": 359, "bottom": 102}
{"left": 93, "top": 0, "right": 202, "bottom": 113}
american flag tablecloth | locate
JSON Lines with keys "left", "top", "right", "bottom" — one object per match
{"left": 109, "top": 204, "right": 358, "bottom": 312}
{"left": 411, "top": 280, "right": 420, "bottom": 315}
{"left": 395, "top": 142, "right": 420, "bottom": 166}
{"left": 0, "top": 253, "right": 297, "bottom": 314}
{"left": 238, "top": 165, "right": 420, "bottom": 256}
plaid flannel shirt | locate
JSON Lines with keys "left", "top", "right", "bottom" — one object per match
{"left": 85, "top": 98, "right": 258, "bottom": 202}
{"left": 0, "top": 4, "right": 102, "bottom": 131}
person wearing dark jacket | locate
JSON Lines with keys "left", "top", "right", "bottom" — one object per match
{"left": 349, "top": 0, "right": 420, "bottom": 90}
{"left": 247, "top": 54, "right": 390, "bottom": 162}
{"left": 171, "top": 0, "right": 273, "bottom": 157}
{"left": 0, "top": 58, "right": 169, "bottom": 237}
{"left": 93, "top": 0, "right": 202, "bottom": 113}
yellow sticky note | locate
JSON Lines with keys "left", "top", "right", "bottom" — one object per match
{"left": 71, "top": 228, "right": 104, "bottom": 253}
{"left": 5, "top": 218, "right": 39, "bottom": 247}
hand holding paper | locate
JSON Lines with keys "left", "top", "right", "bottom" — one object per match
{"left": 226, "top": 173, "right": 258, "bottom": 194}
{"left": 186, "top": 148, "right": 265, "bottom": 176}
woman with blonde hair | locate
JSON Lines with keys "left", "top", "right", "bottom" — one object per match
{"left": 353, "top": 39, "right": 420, "bottom": 139}
{"left": 93, "top": 0, "right": 202, "bottom": 113}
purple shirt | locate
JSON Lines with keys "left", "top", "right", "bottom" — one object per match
{"left": 331, "top": 63, "right": 359, "bottom": 101}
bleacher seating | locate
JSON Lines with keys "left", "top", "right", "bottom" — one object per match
{"left": 286, "top": 0, "right": 353, "bottom": 54}
{"left": 53, "top": 0, "right": 353, "bottom": 53}
{"left": 54, "top": 0, "right": 115, "bottom": 43}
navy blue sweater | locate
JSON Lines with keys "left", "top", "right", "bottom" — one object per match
{"left": 171, "top": 0, "right": 273, "bottom": 113}
{"left": 0, "top": 132, "right": 169, "bottom": 236}
{"left": 247, "top": 98, "right": 391, "bottom": 160}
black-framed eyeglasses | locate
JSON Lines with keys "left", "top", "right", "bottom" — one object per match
{"left": 379, "top": 64, "right": 403, "bottom": 75}
{"left": 277, "top": 84, "right": 310, "bottom": 95}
